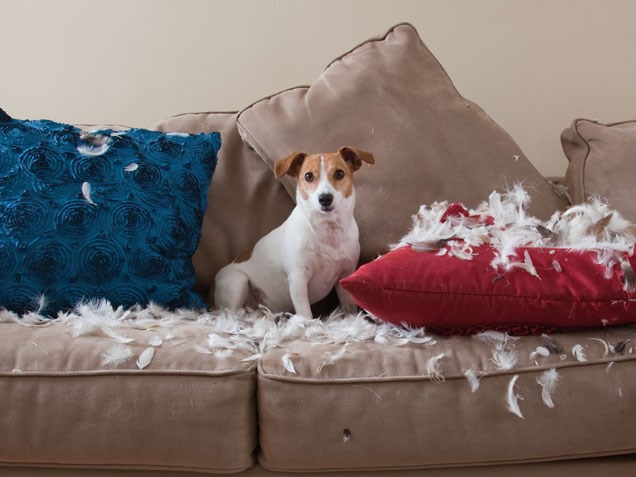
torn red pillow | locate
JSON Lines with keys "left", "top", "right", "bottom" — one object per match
{"left": 340, "top": 245, "right": 636, "bottom": 335}
{"left": 341, "top": 189, "right": 636, "bottom": 335}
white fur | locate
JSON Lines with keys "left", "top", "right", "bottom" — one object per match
{"left": 214, "top": 154, "right": 362, "bottom": 318}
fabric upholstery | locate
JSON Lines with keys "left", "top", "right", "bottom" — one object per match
{"left": 341, "top": 245, "right": 636, "bottom": 334}
{"left": 0, "top": 117, "right": 220, "bottom": 313}
{"left": 237, "top": 23, "right": 566, "bottom": 264}
{"left": 562, "top": 119, "right": 636, "bottom": 221}
{"left": 257, "top": 326, "right": 636, "bottom": 472}
{"left": 0, "top": 320, "right": 257, "bottom": 473}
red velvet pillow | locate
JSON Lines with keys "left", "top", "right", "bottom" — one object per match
{"left": 341, "top": 189, "right": 636, "bottom": 335}
{"left": 340, "top": 245, "right": 636, "bottom": 335}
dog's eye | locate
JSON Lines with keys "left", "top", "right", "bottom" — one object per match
{"left": 334, "top": 169, "right": 345, "bottom": 180}
{"left": 304, "top": 172, "right": 314, "bottom": 182}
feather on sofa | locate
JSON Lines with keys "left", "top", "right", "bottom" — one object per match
{"left": 2, "top": 23, "right": 636, "bottom": 475}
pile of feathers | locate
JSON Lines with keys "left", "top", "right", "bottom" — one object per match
{"left": 393, "top": 184, "right": 636, "bottom": 291}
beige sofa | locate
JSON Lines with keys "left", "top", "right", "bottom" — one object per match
{"left": 2, "top": 23, "right": 636, "bottom": 475}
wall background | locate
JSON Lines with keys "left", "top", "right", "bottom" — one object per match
{"left": 2, "top": 0, "right": 635, "bottom": 177}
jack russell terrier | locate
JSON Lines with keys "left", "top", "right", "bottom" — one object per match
{"left": 214, "top": 146, "right": 374, "bottom": 318}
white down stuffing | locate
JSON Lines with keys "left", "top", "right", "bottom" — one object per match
{"left": 392, "top": 184, "right": 636, "bottom": 288}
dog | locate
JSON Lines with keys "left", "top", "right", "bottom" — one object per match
{"left": 214, "top": 146, "right": 374, "bottom": 318}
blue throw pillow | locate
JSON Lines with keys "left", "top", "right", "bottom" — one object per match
{"left": 0, "top": 114, "right": 220, "bottom": 314}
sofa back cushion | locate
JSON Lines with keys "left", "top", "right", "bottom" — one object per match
{"left": 237, "top": 23, "right": 566, "bottom": 264}
{"left": 562, "top": 118, "right": 636, "bottom": 221}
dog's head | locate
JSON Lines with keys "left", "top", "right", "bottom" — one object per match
{"left": 274, "top": 146, "right": 375, "bottom": 214}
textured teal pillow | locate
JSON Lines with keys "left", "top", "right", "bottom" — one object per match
{"left": 0, "top": 111, "right": 220, "bottom": 314}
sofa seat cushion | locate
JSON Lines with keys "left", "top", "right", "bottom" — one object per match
{"left": 257, "top": 326, "right": 636, "bottom": 472}
{"left": 0, "top": 313, "right": 257, "bottom": 473}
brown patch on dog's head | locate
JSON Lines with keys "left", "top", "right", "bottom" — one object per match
{"left": 276, "top": 147, "right": 375, "bottom": 201}
{"left": 296, "top": 154, "right": 323, "bottom": 201}
{"left": 338, "top": 146, "right": 375, "bottom": 171}
{"left": 275, "top": 152, "right": 307, "bottom": 179}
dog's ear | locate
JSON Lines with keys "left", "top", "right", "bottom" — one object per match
{"left": 338, "top": 146, "right": 375, "bottom": 172}
{"left": 275, "top": 152, "right": 307, "bottom": 178}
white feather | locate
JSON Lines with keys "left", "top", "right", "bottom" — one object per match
{"left": 529, "top": 346, "right": 550, "bottom": 361}
{"left": 63, "top": 299, "right": 134, "bottom": 343}
{"left": 393, "top": 185, "right": 636, "bottom": 283}
{"left": 194, "top": 345, "right": 213, "bottom": 355}
{"left": 491, "top": 346, "right": 519, "bottom": 370}
{"left": 464, "top": 369, "right": 481, "bottom": 393}
{"left": 241, "top": 353, "right": 263, "bottom": 363}
{"left": 588, "top": 337, "right": 610, "bottom": 357}
{"left": 474, "top": 331, "right": 513, "bottom": 344}
{"left": 100, "top": 326, "right": 135, "bottom": 344}
{"left": 449, "top": 241, "right": 475, "bottom": 260}
{"left": 13, "top": 302, "right": 448, "bottom": 369}
{"left": 506, "top": 375, "right": 524, "bottom": 419}
{"left": 282, "top": 353, "right": 297, "bottom": 374}
{"left": 536, "top": 368, "right": 559, "bottom": 408}
{"left": 136, "top": 347, "right": 155, "bottom": 369}
{"left": 316, "top": 343, "right": 349, "bottom": 374}
{"left": 148, "top": 335, "right": 163, "bottom": 347}
{"left": 101, "top": 345, "right": 133, "bottom": 366}
{"left": 81, "top": 182, "right": 96, "bottom": 205}
{"left": 571, "top": 344, "right": 588, "bottom": 362}
{"left": 425, "top": 353, "right": 445, "bottom": 382}
{"left": 124, "top": 162, "right": 139, "bottom": 172}
{"left": 77, "top": 133, "right": 111, "bottom": 156}
{"left": 214, "top": 349, "right": 234, "bottom": 360}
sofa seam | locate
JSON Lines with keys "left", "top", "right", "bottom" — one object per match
{"left": 256, "top": 355, "right": 636, "bottom": 384}
{"left": 570, "top": 118, "right": 593, "bottom": 201}
{"left": 0, "top": 460, "right": 254, "bottom": 474}
{"left": 0, "top": 367, "right": 256, "bottom": 378}
{"left": 257, "top": 448, "right": 636, "bottom": 474}
{"left": 346, "top": 281, "right": 631, "bottom": 305}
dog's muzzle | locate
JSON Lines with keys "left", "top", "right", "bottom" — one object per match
{"left": 318, "top": 193, "right": 334, "bottom": 211}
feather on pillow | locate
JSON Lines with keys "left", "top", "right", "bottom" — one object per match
{"left": 340, "top": 186, "right": 636, "bottom": 335}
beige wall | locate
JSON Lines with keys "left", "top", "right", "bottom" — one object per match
{"left": 2, "top": 0, "right": 635, "bottom": 177}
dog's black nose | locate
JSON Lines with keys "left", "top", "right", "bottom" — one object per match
{"left": 319, "top": 193, "right": 333, "bottom": 208}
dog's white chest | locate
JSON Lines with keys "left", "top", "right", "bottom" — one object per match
{"left": 299, "top": 219, "right": 359, "bottom": 302}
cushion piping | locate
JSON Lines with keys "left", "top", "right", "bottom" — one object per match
{"left": 257, "top": 354, "right": 635, "bottom": 384}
